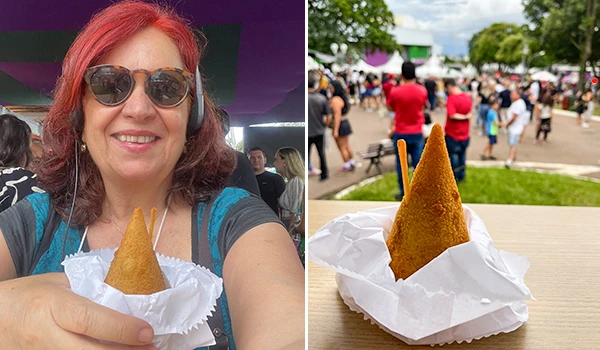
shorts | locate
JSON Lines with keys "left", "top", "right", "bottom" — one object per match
{"left": 349, "top": 84, "right": 356, "bottom": 95}
{"left": 372, "top": 87, "right": 382, "bottom": 96}
{"left": 338, "top": 119, "right": 353, "bottom": 137}
{"left": 507, "top": 132, "right": 520, "bottom": 146}
{"left": 488, "top": 135, "right": 497, "bottom": 145}
{"left": 363, "top": 89, "right": 373, "bottom": 97}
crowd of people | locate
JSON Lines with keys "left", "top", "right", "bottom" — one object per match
{"left": 308, "top": 61, "right": 597, "bottom": 199}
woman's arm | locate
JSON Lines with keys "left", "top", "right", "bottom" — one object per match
{"left": 224, "top": 222, "right": 304, "bottom": 350}
{"left": 0, "top": 230, "right": 17, "bottom": 281}
{"left": 331, "top": 97, "right": 343, "bottom": 138}
{"left": 297, "top": 191, "right": 305, "bottom": 234}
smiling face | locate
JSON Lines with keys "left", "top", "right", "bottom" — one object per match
{"left": 81, "top": 27, "right": 189, "bottom": 185}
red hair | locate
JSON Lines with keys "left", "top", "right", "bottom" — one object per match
{"left": 39, "top": 0, "right": 235, "bottom": 226}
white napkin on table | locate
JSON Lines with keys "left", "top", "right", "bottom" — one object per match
{"left": 308, "top": 204, "right": 533, "bottom": 346}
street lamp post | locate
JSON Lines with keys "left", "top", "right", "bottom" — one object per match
{"left": 330, "top": 43, "right": 349, "bottom": 70}
{"left": 526, "top": 50, "right": 546, "bottom": 74}
{"left": 521, "top": 42, "right": 529, "bottom": 77}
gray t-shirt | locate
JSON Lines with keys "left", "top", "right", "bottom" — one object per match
{"left": 0, "top": 188, "right": 283, "bottom": 277}
{"left": 308, "top": 92, "right": 331, "bottom": 137}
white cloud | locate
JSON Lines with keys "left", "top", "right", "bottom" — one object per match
{"left": 387, "top": 0, "right": 528, "bottom": 55}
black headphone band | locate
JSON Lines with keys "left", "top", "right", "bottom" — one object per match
{"left": 187, "top": 66, "right": 205, "bottom": 137}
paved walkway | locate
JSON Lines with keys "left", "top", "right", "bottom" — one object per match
{"left": 308, "top": 106, "right": 600, "bottom": 199}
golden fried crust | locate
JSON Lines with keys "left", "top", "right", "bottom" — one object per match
{"left": 105, "top": 207, "right": 167, "bottom": 294}
{"left": 386, "top": 124, "right": 469, "bottom": 280}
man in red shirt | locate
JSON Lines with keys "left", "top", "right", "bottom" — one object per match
{"left": 444, "top": 78, "right": 473, "bottom": 182}
{"left": 382, "top": 74, "right": 396, "bottom": 104}
{"left": 387, "top": 62, "right": 427, "bottom": 200}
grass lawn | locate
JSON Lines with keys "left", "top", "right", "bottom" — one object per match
{"left": 338, "top": 167, "right": 600, "bottom": 207}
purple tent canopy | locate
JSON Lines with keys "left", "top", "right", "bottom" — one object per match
{"left": 0, "top": 0, "right": 305, "bottom": 126}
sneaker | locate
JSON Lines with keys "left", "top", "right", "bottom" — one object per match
{"left": 337, "top": 166, "right": 353, "bottom": 174}
{"left": 308, "top": 168, "right": 322, "bottom": 176}
{"left": 480, "top": 154, "right": 488, "bottom": 161}
{"left": 488, "top": 156, "right": 497, "bottom": 160}
{"left": 582, "top": 123, "right": 590, "bottom": 128}
{"left": 505, "top": 159, "right": 513, "bottom": 168}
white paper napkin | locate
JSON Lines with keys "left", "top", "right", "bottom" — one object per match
{"left": 308, "top": 204, "right": 533, "bottom": 346}
{"left": 62, "top": 249, "right": 223, "bottom": 350}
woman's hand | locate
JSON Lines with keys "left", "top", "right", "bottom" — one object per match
{"left": 0, "top": 273, "right": 157, "bottom": 350}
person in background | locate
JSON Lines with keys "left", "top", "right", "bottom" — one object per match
{"left": 307, "top": 72, "right": 331, "bottom": 180}
{"left": 273, "top": 147, "right": 305, "bottom": 266}
{"left": 520, "top": 85, "right": 536, "bottom": 142}
{"left": 582, "top": 89, "right": 594, "bottom": 128}
{"left": 382, "top": 73, "right": 396, "bottom": 103}
{"left": 443, "top": 79, "right": 473, "bottom": 182}
{"left": 477, "top": 79, "right": 492, "bottom": 136}
{"left": 329, "top": 80, "right": 356, "bottom": 173}
{"left": 28, "top": 137, "right": 45, "bottom": 174}
{"left": 480, "top": 98, "right": 500, "bottom": 160}
{"left": 387, "top": 61, "right": 427, "bottom": 200}
{"left": 248, "top": 147, "right": 286, "bottom": 215}
{"left": 504, "top": 89, "right": 530, "bottom": 167}
{"left": 535, "top": 92, "right": 554, "bottom": 143}
{"left": 370, "top": 74, "right": 382, "bottom": 110}
{"left": 424, "top": 76, "right": 437, "bottom": 111}
{"left": 0, "top": 114, "right": 43, "bottom": 213}
{"left": 318, "top": 70, "right": 329, "bottom": 97}
{"left": 218, "top": 108, "right": 260, "bottom": 196}
{"left": 498, "top": 79, "right": 512, "bottom": 131}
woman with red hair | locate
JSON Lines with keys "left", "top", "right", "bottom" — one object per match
{"left": 0, "top": 2, "right": 304, "bottom": 349}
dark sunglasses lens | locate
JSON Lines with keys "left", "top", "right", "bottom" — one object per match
{"left": 147, "top": 70, "right": 188, "bottom": 106}
{"left": 89, "top": 67, "right": 132, "bottom": 105}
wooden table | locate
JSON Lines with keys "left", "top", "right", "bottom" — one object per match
{"left": 308, "top": 200, "right": 600, "bottom": 350}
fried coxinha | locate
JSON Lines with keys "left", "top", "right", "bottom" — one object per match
{"left": 105, "top": 207, "right": 167, "bottom": 294}
{"left": 386, "top": 123, "right": 470, "bottom": 280}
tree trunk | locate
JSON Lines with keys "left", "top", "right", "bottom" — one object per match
{"left": 579, "top": 0, "right": 599, "bottom": 92}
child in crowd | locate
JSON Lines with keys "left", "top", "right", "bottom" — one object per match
{"left": 480, "top": 97, "right": 500, "bottom": 160}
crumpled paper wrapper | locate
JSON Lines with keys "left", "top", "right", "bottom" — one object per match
{"left": 308, "top": 204, "right": 533, "bottom": 346}
{"left": 62, "top": 249, "right": 223, "bottom": 350}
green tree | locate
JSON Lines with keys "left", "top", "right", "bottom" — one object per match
{"left": 495, "top": 33, "right": 525, "bottom": 67}
{"left": 469, "top": 23, "right": 523, "bottom": 70}
{"left": 524, "top": 0, "right": 599, "bottom": 91}
{"left": 308, "top": 0, "right": 400, "bottom": 56}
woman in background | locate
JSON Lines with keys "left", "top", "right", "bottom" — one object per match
{"left": 330, "top": 80, "right": 356, "bottom": 173}
{"left": 0, "top": 113, "right": 43, "bottom": 213}
{"left": 273, "top": 147, "right": 305, "bottom": 266}
{"left": 535, "top": 92, "right": 554, "bottom": 143}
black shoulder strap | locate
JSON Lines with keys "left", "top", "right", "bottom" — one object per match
{"left": 193, "top": 189, "right": 230, "bottom": 349}
{"left": 28, "top": 202, "right": 62, "bottom": 276}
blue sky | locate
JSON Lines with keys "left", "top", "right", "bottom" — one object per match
{"left": 386, "top": 0, "right": 529, "bottom": 56}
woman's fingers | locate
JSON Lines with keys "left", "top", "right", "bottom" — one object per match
{"left": 51, "top": 295, "right": 155, "bottom": 346}
{"left": 59, "top": 330, "right": 157, "bottom": 350}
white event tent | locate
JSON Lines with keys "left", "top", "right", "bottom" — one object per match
{"left": 374, "top": 51, "right": 405, "bottom": 74}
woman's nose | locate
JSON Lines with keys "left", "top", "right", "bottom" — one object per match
{"left": 121, "top": 76, "right": 156, "bottom": 121}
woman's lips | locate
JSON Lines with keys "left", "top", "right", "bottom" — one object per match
{"left": 112, "top": 133, "right": 160, "bottom": 153}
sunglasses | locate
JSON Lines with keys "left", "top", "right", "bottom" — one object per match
{"left": 84, "top": 64, "right": 195, "bottom": 107}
